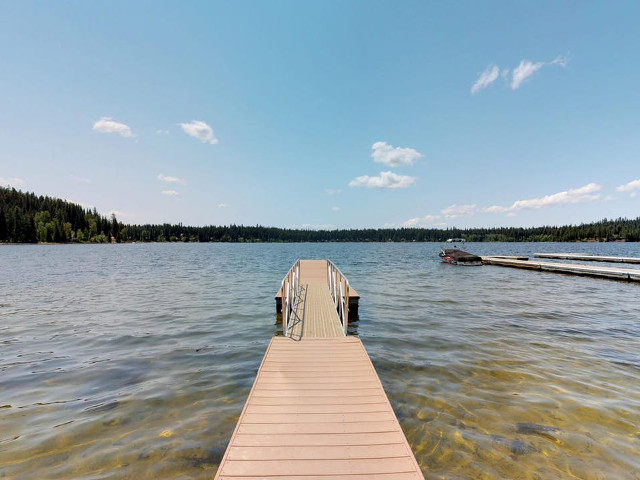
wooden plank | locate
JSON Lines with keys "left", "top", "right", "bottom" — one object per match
{"left": 219, "top": 473, "right": 422, "bottom": 480}
{"left": 251, "top": 389, "right": 382, "bottom": 398}
{"left": 220, "top": 457, "right": 418, "bottom": 476}
{"left": 242, "top": 411, "right": 396, "bottom": 424}
{"left": 248, "top": 395, "right": 387, "bottom": 406}
{"left": 227, "top": 444, "right": 410, "bottom": 461}
{"left": 256, "top": 381, "right": 381, "bottom": 389}
{"left": 231, "top": 431, "right": 407, "bottom": 447}
{"left": 246, "top": 403, "right": 388, "bottom": 414}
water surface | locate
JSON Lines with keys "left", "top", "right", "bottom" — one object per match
{"left": 1, "top": 243, "right": 639, "bottom": 479}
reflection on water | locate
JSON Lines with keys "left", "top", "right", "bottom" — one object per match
{"left": 1, "top": 243, "right": 639, "bottom": 479}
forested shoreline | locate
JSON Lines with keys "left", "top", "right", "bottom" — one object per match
{"left": 1, "top": 186, "right": 639, "bottom": 243}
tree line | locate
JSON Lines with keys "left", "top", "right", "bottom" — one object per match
{"left": 1, "top": 186, "right": 639, "bottom": 244}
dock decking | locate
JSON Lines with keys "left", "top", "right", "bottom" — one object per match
{"left": 215, "top": 260, "right": 424, "bottom": 480}
{"left": 482, "top": 256, "right": 640, "bottom": 282}
{"left": 534, "top": 253, "right": 640, "bottom": 264}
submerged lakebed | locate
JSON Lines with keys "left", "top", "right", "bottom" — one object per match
{"left": 1, "top": 242, "right": 639, "bottom": 479}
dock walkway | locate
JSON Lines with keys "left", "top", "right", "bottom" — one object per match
{"left": 214, "top": 260, "right": 424, "bottom": 480}
{"left": 483, "top": 256, "right": 640, "bottom": 282}
{"left": 534, "top": 253, "right": 640, "bottom": 264}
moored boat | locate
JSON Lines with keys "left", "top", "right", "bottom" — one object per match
{"left": 439, "top": 238, "right": 483, "bottom": 266}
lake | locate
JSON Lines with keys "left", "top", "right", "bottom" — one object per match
{"left": 1, "top": 242, "right": 639, "bottom": 479}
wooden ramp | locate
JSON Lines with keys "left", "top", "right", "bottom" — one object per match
{"left": 215, "top": 259, "right": 424, "bottom": 479}
{"left": 214, "top": 337, "right": 423, "bottom": 479}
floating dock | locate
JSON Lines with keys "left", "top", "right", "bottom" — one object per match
{"left": 482, "top": 256, "right": 640, "bottom": 282}
{"left": 534, "top": 253, "right": 640, "bottom": 264}
{"left": 215, "top": 260, "right": 424, "bottom": 480}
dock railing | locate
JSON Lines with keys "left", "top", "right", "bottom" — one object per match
{"left": 327, "top": 259, "right": 350, "bottom": 335}
{"left": 280, "top": 260, "right": 300, "bottom": 336}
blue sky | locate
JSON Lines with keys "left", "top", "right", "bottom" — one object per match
{"left": 1, "top": 1, "right": 639, "bottom": 229}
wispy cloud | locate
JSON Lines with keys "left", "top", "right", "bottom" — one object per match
{"left": 482, "top": 205, "right": 509, "bottom": 214}
{"left": 331, "top": 206, "right": 341, "bottom": 212}
{"left": 0, "top": 176, "right": 25, "bottom": 188}
{"left": 158, "top": 173, "right": 186, "bottom": 185}
{"left": 616, "top": 178, "right": 640, "bottom": 196}
{"left": 179, "top": 120, "right": 218, "bottom": 144}
{"left": 93, "top": 117, "right": 135, "bottom": 138}
{"left": 325, "top": 188, "right": 342, "bottom": 196}
{"left": 511, "top": 60, "right": 545, "bottom": 90}
{"left": 156, "top": 129, "right": 170, "bottom": 136}
{"left": 402, "top": 215, "right": 445, "bottom": 227}
{"left": 550, "top": 55, "right": 569, "bottom": 67}
{"left": 441, "top": 204, "right": 477, "bottom": 218}
{"left": 161, "top": 190, "right": 179, "bottom": 196}
{"left": 509, "top": 183, "right": 601, "bottom": 210}
{"left": 349, "top": 171, "right": 416, "bottom": 189}
{"left": 511, "top": 54, "right": 569, "bottom": 90}
{"left": 472, "top": 54, "right": 569, "bottom": 93}
{"left": 402, "top": 182, "right": 603, "bottom": 227}
{"left": 471, "top": 65, "right": 500, "bottom": 94}
{"left": 217, "top": 203, "right": 228, "bottom": 208}
{"left": 371, "top": 141, "right": 422, "bottom": 167}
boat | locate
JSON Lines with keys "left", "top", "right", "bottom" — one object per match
{"left": 439, "top": 238, "right": 483, "bottom": 266}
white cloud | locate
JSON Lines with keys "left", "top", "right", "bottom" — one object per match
{"left": 511, "top": 60, "right": 545, "bottom": 90}
{"left": 158, "top": 173, "right": 186, "bottom": 185}
{"left": 331, "top": 206, "right": 341, "bottom": 212}
{"left": 156, "top": 129, "right": 170, "bottom": 136}
{"left": 616, "top": 178, "right": 640, "bottom": 193}
{"left": 631, "top": 192, "right": 638, "bottom": 198}
{"left": 482, "top": 205, "right": 509, "bottom": 214}
{"left": 93, "top": 117, "right": 135, "bottom": 138}
{"left": 371, "top": 141, "right": 422, "bottom": 167}
{"left": 509, "top": 183, "right": 602, "bottom": 210}
{"left": 441, "top": 204, "right": 477, "bottom": 218}
{"left": 325, "top": 188, "right": 341, "bottom": 196}
{"left": 349, "top": 171, "right": 416, "bottom": 189}
{"left": 402, "top": 215, "right": 444, "bottom": 227}
{"left": 179, "top": 120, "right": 218, "bottom": 144}
{"left": 471, "top": 64, "right": 500, "bottom": 94}
{"left": 0, "top": 176, "right": 25, "bottom": 188}
{"left": 161, "top": 190, "right": 179, "bottom": 196}
{"left": 217, "top": 203, "right": 228, "bottom": 208}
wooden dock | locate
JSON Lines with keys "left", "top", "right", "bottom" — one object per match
{"left": 215, "top": 260, "right": 424, "bottom": 480}
{"left": 534, "top": 253, "right": 640, "bottom": 264}
{"left": 482, "top": 256, "right": 640, "bottom": 282}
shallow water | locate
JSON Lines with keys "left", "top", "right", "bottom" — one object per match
{"left": 1, "top": 243, "right": 639, "bottom": 479}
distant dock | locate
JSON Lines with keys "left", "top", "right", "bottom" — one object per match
{"left": 215, "top": 260, "right": 424, "bottom": 479}
{"left": 482, "top": 256, "right": 640, "bottom": 282}
{"left": 534, "top": 253, "right": 640, "bottom": 264}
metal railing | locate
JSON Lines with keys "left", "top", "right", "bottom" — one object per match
{"left": 280, "top": 260, "right": 300, "bottom": 336}
{"left": 327, "top": 259, "right": 350, "bottom": 335}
